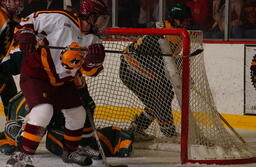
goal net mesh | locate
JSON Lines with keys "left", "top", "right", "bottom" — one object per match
{"left": 85, "top": 28, "right": 256, "bottom": 164}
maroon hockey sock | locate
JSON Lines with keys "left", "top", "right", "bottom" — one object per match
{"left": 63, "top": 127, "right": 83, "bottom": 152}
{"left": 21, "top": 123, "right": 46, "bottom": 155}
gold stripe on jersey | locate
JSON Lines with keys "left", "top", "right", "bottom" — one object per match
{"left": 33, "top": 10, "right": 79, "bottom": 28}
{"left": 0, "top": 8, "right": 8, "bottom": 33}
{"left": 41, "top": 48, "right": 64, "bottom": 86}
{"left": 0, "top": 8, "right": 13, "bottom": 59}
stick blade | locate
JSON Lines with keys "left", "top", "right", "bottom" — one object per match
{"left": 189, "top": 49, "right": 203, "bottom": 57}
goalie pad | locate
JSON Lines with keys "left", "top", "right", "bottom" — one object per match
{"left": 46, "top": 126, "right": 134, "bottom": 158}
{"left": 7, "top": 91, "right": 29, "bottom": 121}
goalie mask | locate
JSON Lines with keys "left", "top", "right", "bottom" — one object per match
{"left": 79, "top": 0, "right": 109, "bottom": 34}
{"left": 60, "top": 42, "right": 86, "bottom": 69}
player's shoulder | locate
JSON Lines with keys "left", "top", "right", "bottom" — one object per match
{"left": 33, "top": 10, "right": 79, "bottom": 22}
{"left": 32, "top": 10, "right": 80, "bottom": 28}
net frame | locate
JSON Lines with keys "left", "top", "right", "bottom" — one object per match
{"left": 88, "top": 28, "right": 256, "bottom": 165}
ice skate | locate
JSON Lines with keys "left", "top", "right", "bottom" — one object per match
{"left": 128, "top": 122, "right": 155, "bottom": 142}
{"left": 62, "top": 149, "right": 93, "bottom": 166}
{"left": 78, "top": 145, "right": 101, "bottom": 159}
{"left": 4, "top": 120, "right": 22, "bottom": 143}
{"left": 6, "top": 151, "right": 34, "bottom": 167}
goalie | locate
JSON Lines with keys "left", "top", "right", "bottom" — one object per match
{"left": 119, "top": 2, "right": 195, "bottom": 141}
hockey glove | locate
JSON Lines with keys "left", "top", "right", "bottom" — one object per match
{"left": 84, "top": 43, "right": 105, "bottom": 69}
{"left": 14, "top": 29, "right": 37, "bottom": 54}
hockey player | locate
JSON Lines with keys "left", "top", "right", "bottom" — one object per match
{"left": 0, "top": 0, "right": 20, "bottom": 145}
{"left": 3, "top": 84, "right": 134, "bottom": 159}
{"left": 120, "top": 2, "right": 193, "bottom": 141}
{"left": 5, "top": 0, "right": 109, "bottom": 166}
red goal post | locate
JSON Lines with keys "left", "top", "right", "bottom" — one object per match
{"left": 84, "top": 28, "right": 256, "bottom": 165}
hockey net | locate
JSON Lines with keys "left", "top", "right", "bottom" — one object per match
{"left": 85, "top": 28, "right": 256, "bottom": 164}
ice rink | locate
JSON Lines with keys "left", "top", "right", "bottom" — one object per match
{"left": 0, "top": 114, "right": 255, "bottom": 167}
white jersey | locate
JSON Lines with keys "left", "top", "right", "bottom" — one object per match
{"left": 18, "top": 10, "right": 102, "bottom": 85}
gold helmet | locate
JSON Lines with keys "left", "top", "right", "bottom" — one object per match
{"left": 60, "top": 42, "right": 86, "bottom": 69}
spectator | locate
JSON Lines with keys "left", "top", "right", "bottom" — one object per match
{"left": 138, "top": 0, "right": 159, "bottom": 27}
{"left": 204, "top": 0, "right": 225, "bottom": 38}
{"left": 240, "top": 0, "right": 256, "bottom": 38}
{"left": 185, "top": 0, "right": 210, "bottom": 30}
{"left": 230, "top": 0, "right": 243, "bottom": 38}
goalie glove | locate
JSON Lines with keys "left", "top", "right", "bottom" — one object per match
{"left": 250, "top": 54, "right": 256, "bottom": 90}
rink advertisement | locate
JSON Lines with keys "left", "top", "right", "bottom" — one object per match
{"left": 244, "top": 45, "right": 256, "bottom": 115}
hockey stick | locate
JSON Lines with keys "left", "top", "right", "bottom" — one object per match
{"left": 38, "top": 45, "right": 203, "bottom": 58}
{"left": 84, "top": 104, "right": 128, "bottom": 167}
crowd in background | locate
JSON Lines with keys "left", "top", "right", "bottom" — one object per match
{"left": 103, "top": 0, "right": 256, "bottom": 40}
{"left": 4, "top": 0, "right": 256, "bottom": 40}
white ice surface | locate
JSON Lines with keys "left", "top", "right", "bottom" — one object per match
{"left": 0, "top": 129, "right": 256, "bottom": 167}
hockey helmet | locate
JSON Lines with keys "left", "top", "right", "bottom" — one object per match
{"left": 60, "top": 42, "right": 86, "bottom": 69}
{"left": 79, "top": 0, "right": 109, "bottom": 33}
{"left": 167, "top": 3, "right": 192, "bottom": 21}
